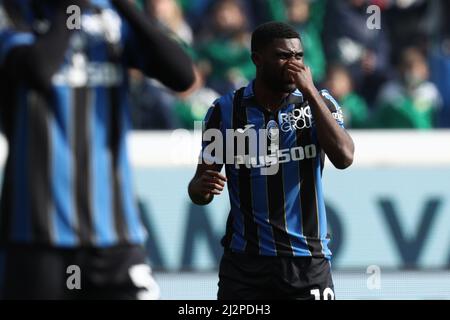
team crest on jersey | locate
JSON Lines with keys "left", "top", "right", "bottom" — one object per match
{"left": 266, "top": 120, "right": 279, "bottom": 141}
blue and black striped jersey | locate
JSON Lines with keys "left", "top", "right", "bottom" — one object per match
{"left": 0, "top": 0, "right": 146, "bottom": 247}
{"left": 201, "top": 81, "right": 345, "bottom": 259}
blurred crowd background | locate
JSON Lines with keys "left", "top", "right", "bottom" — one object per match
{"left": 127, "top": 0, "right": 450, "bottom": 130}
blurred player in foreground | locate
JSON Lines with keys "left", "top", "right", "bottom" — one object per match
{"left": 0, "top": 0, "right": 194, "bottom": 299}
{"left": 188, "top": 21, "right": 354, "bottom": 300}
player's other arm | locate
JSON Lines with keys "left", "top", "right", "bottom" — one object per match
{"left": 111, "top": 0, "right": 194, "bottom": 92}
{"left": 189, "top": 98, "right": 226, "bottom": 205}
{"left": 188, "top": 163, "right": 226, "bottom": 206}
{"left": 285, "top": 62, "right": 354, "bottom": 169}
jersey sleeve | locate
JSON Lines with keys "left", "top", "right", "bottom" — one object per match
{"left": 120, "top": 17, "right": 146, "bottom": 70}
{"left": 319, "top": 89, "right": 345, "bottom": 128}
{"left": 199, "top": 99, "right": 223, "bottom": 164}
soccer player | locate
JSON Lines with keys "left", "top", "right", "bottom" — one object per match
{"left": 0, "top": 0, "right": 194, "bottom": 299}
{"left": 188, "top": 21, "right": 354, "bottom": 300}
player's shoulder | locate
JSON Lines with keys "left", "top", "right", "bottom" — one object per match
{"left": 205, "top": 87, "right": 246, "bottom": 127}
{"left": 317, "top": 88, "right": 345, "bottom": 126}
{"left": 212, "top": 88, "right": 243, "bottom": 111}
{"left": 204, "top": 93, "right": 228, "bottom": 125}
{"left": 318, "top": 88, "right": 342, "bottom": 112}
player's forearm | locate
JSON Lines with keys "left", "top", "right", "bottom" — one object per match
{"left": 188, "top": 179, "right": 214, "bottom": 206}
{"left": 111, "top": 0, "right": 194, "bottom": 91}
{"left": 303, "top": 87, "right": 354, "bottom": 169}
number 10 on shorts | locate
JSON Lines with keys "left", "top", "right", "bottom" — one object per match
{"left": 310, "top": 288, "right": 335, "bottom": 300}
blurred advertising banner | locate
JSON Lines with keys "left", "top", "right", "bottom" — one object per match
{"left": 129, "top": 130, "right": 450, "bottom": 270}
{"left": 1, "top": 130, "right": 449, "bottom": 271}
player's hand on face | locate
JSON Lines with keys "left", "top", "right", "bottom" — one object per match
{"left": 197, "top": 170, "right": 227, "bottom": 197}
{"left": 284, "top": 61, "right": 314, "bottom": 92}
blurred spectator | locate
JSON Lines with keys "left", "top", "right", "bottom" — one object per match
{"left": 173, "top": 66, "right": 220, "bottom": 129}
{"left": 428, "top": 0, "right": 450, "bottom": 128}
{"left": 179, "top": 0, "right": 255, "bottom": 32}
{"left": 195, "top": 0, "right": 255, "bottom": 94}
{"left": 177, "top": 0, "right": 217, "bottom": 32}
{"left": 323, "top": 0, "right": 391, "bottom": 106}
{"left": 128, "top": 0, "right": 195, "bottom": 130}
{"left": 128, "top": 0, "right": 450, "bottom": 130}
{"left": 385, "top": 0, "right": 438, "bottom": 64}
{"left": 430, "top": 47, "right": 450, "bottom": 128}
{"left": 247, "top": 0, "right": 289, "bottom": 25}
{"left": 129, "top": 69, "right": 180, "bottom": 129}
{"left": 372, "top": 47, "right": 442, "bottom": 129}
{"left": 146, "top": 0, "right": 193, "bottom": 45}
{"left": 286, "top": 0, "right": 326, "bottom": 83}
{"left": 324, "top": 64, "right": 370, "bottom": 128}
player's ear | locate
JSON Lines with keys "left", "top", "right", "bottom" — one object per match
{"left": 251, "top": 52, "right": 262, "bottom": 67}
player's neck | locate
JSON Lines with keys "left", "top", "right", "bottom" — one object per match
{"left": 253, "top": 77, "right": 288, "bottom": 112}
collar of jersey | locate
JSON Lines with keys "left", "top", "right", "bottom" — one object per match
{"left": 241, "top": 80, "right": 304, "bottom": 111}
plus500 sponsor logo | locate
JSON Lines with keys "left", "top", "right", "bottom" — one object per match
{"left": 235, "top": 144, "right": 317, "bottom": 169}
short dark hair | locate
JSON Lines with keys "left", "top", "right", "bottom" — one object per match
{"left": 251, "top": 21, "right": 301, "bottom": 53}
